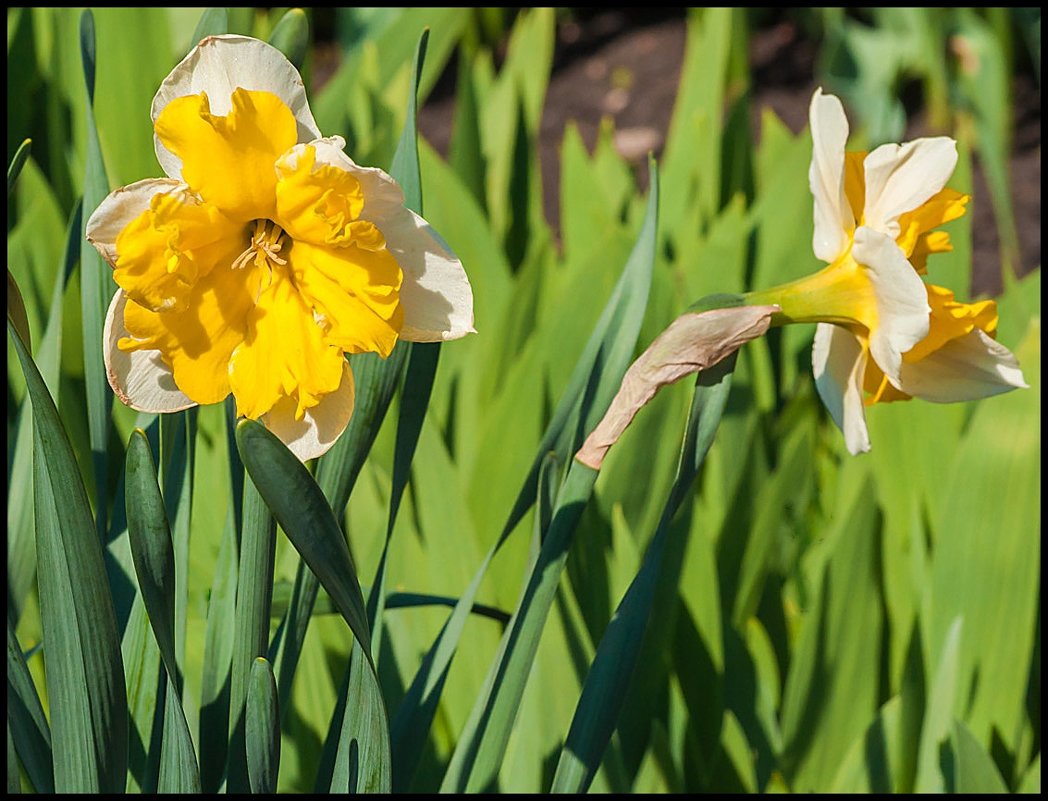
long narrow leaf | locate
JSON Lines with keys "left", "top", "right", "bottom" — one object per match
{"left": 121, "top": 595, "right": 163, "bottom": 793}
{"left": 6, "top": 622, "right": 53, "bottom": 793}
{"left": 367, "top": 341, "right": 440, "bottom": 652}
{"left": 226, "top": 475, "right": 277, "bottom": 793}
{"left": 6, "top": 136, "right": 33, "bottom": 347}
{"left": 6, "top": 270, "right": 31, "bottom": 352}
{"left": 440, "top": 161, "right": 660, "bottom": 793}
{"left": 124, "top": 430, "right": 199, "bottom": 792}
{"left": 270, "top": 344, "right": 409, "bottom": 703}
{"left": 237, "top": 419, "right": 390, "bottom": 793}
{"left": 156, "top": 687, "right": 200, "bottom": 794}
{"left": 197, "top": 504, "right": 239, "bottom": 793}
{"left": 189, "top": 7, "right": 228, "bottom": 48}
{"left": 366, "top": 28, "right": 436, "bottom": 654}
{"left": 8, "top": 200, "right": 82, "bottom": 624}
{"left": 915, "top": 616, "right": 964, "bottom": 792}
{"left": 159, "top": 410, "right": 195, "bottom": 673}
{"left": 9, "top": 319, "right": 127, "bottom": 792}
{"left": 7, "top": 722, "right": 20, "bottom": 794}
{"left": 246, "top": 658, "right": 280, "bottom": 794}
{"left": 270, "top": 582, "right": 511, "bottom": 624}
{"left": 125, "top": 431, "right": 178, "bottom": 684}
{"left": 7, "top": 137, "right": 31, "bottom": 196}
{"left": 267, "top": 8, "right": 309, "bottom": 70}
{"left": 393, "top": 158, "right": 660, "bottom": 788}
{"left": 236, "top": 421, "right": 374, "bottom": 662}
{"left": 79, "top": 9, "right": 115, "bottom": 541}
{"left": 552, "top": 358, "right": 737, "bottom": 792}
{"left": 316, "top": 643, "right": 392, "bottom": 793}
{"left": 442, "top": 462, "right": 598, "bottom": 793}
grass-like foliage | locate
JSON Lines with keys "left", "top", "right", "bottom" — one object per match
{"left": 7, "top": 7, "right": 1040, "bottom": 793}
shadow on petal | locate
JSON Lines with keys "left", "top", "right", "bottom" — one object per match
{"left": 261, "top": 362, "right": 355, "bottom": 462}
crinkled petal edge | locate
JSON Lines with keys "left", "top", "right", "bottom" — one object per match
{"left": 152, "top": 34, "right": 321, "bottom": 182}
{"left": 286, "top": 137, "right": 476, "bottom": 341}
{"left": 260, "top": 361, "right": 355, "bottom": 462}
{"left": 86, "top": 178, "right": 187, "bottom": 267}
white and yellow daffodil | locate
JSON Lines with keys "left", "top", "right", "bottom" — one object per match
{"left": 87, "top": 35, "right": 474, "bottom": 460}
{"left": 746, "top": 88, "right": 1026, "bottom": 454}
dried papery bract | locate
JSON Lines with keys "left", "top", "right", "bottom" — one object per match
{"left": 576, "top": 304, "right": 778, "bottom": 470}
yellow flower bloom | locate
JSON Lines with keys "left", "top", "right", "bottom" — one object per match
{"left": 87, "top": 36, "right": 475, "bottom": 460}
{"left": 746, "top": 89, "right": 1025, "bottom": 454}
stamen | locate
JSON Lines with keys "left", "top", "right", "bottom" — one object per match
{"left": 233, "top": 219, "right": 288, "bottom": 270}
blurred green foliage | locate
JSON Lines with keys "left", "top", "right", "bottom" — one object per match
{"left": 7, "top": 6, "right": 1040, "bottom": 794}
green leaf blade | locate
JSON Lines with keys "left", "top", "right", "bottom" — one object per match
{"left": 10, "top": 321, "right": 127, "bottom": 792}
{"left": 79, "top": 8, "right": 116, "bottom": 541}
{"left": 246, "top": 657, "right": 280, "bottom": 794}
{"left": 553, "top": 361, "right": 737, "bottom": 793}
{"left": 440, "top": 161, "right": 660, "bottom": 793}
{"left": 7, "top": 138, "right": 32, "bottom": 196}
{"left": 124, "top": 430, "right": 200, "bottom": 793}
{"left": 267, "top": 8, "right": 309, "bottom": 70}
{"left": 124, "top": 431, "right": 178, "bottom": 683}
{"left": 226, "top": 476, "right": 277, "bottom": 793}
{"left": 236, "top": 419, "right": 372, "bottom": 662}
{"left": 6, "top": 622, "right": 54, "bottom": 793}
{"left": 189, "top": 7, "right": 229, "bottom": 48}
{"left": 236, "top": 420, "right": 392, "bottom": 792}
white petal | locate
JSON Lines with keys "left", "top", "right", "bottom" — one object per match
{"left": 895, "top": 328, "right": 1028, "bottom": 403}
{"left": 152, "top": 35, "right": 322, "bottom": 181}
{"left": 380, "top": 208, "right": 475, "bottom": 341}
{"left": 260, "top": 362, "right": 355, "bottom": 462}
{"left": 852, "top": 226, "right": 930, "bottom": 383}
{"left": 292, "top": 138, "right": 476, "bottom": 341}
{"left": 808, "top": 88, "right": 853, "bottom": 262}
{"left": 862, "top": 137, "right": 957, "bottom": 238}
{"left": 103, "top": 290, "right": 196, "bottom": 414}
{"left": 86, "top": 179, "right": 185, "bottom": 267}
{"left": 812, "top": 323, "right": 871, "bottom": 455}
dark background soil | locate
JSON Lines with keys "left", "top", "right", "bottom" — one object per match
{"left": 417, "top": 9, "right": 1040, "bottom": 298}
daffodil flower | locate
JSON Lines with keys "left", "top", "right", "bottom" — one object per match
{"left": 87, "top": 35, "right": 474, "bottom": 460}
{"left": 745, "top": 88, "right": 1026, "bottom": 454}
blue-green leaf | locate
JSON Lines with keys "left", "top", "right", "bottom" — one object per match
{"left": 124, "top": 430, "right": 199, "bottom": 793}
{"left": 9, "top": 319, "right": 127, "bottom": 792}
{"left": 8, "top": 200, "right": 80, "bottom": 625}
{"left": 267, "top": 8, "right": 309, "bottom": 70}
{"left": 553, "top": 359, "right": 737, "bottom": 792}
{"left": 189, "top": 7, "right": 228, "bottom": 47}
{"left": 125, "top": 431, "right": 178, "bottom": 684}
{"left": 7, "top": 622, "right": 53, "bottom": 793}
{"left": 246, "top": 657, "right": 280, "bottom": 794}
{"left": 197, "top": 504, "right": 239, "bottom": 793}
{"left": 440, "top": 159, "right": 660, "bottom": 793}
{"left": 226, "top": 476, "right": 277, "bottom": 793}
{"left": 79, "top": 8, "right": 115, "bottom": 541}
{"left": 236, "top": 419, "right": 374, "bottom": 663}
